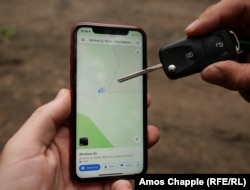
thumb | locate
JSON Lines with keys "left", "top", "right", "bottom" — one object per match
{"left": 111, "top": 180, "right": 133, "bottom": 190}
{"left": 201, "top": 61, "right": 250, "bottom": 91}
{"left": 184, "top": 0, "right": 245, "bottom": 36}
{"left": 6, "top": 89, "right": 71, "bottom": 156}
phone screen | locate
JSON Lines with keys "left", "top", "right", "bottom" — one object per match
{"left": 71, "top": 23, "right": 147, "bottom": 180}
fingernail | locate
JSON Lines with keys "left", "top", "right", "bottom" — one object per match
{"left": 55, "top": 89, "right": 67, "bottom": 100}
{"left": 185, "top": 19, "right": 200, "bottom": 32}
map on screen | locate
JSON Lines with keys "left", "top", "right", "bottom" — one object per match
{"left": 76, "top": 30, "right": 143, "bottom": 149}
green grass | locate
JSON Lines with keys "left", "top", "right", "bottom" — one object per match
{"left": 0, "top": 25, "right": 17, "bottom": 43}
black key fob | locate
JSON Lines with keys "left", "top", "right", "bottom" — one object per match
{"left": 159, "top": 29, "right": 240, "bottom": 79}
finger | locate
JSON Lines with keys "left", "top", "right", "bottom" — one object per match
{"left": 185, "top": 0, "right": 246, "bottom": 36}
{"left": 146, "top": 95, "right": 160, "bottom": 148}
{"left": 111, "top": 180, "right": 132, "bottom": 190}
{"left": 147, "top": 125, "right": 160, "bottom": 148}
{"left": 12, "top": 89, "right": 71, "bottom": 150}
{"left": 147, "top": 95, "right": 151, "bottom": 108}
{"left": 201, "top": 61, "right": 250, "bottom": 90}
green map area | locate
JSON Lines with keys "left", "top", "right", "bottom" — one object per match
{"left": 76, "top": 112, "right": 113, "bottom": 149}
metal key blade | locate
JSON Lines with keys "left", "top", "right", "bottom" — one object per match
{"left": 117, "top": 63, "right": 163, "bottom": 83}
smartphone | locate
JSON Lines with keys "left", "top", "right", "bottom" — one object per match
{"left": 70, "top": 22, "right": 147, "bottom": 181}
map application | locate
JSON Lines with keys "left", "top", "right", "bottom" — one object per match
{"left": 75, "top": 26, "right": 146, "bottom": 178}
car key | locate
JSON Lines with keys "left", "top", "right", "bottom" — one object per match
{"left": 159, "top": 29, "right": 240, "bottom": 79}
{"left": 117, "top": 29, "right": 240, "bottom": 82}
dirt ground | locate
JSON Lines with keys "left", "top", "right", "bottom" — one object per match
{"left": 1, "top": 0, "right": 250, "bottom": 174}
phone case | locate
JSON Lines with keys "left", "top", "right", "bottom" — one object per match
{"left": 70, "top": 22, "right": 147, "bottom": 181}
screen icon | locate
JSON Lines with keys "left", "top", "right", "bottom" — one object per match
{"left": 79, "top": 137, "right": 88, "bottom": 146}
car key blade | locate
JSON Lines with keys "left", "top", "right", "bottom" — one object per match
{"left": 117, "top": 63, "right": 163, "bottom": 83}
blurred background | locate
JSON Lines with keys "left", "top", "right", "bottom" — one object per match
{"left": 1, "top": 0, "right": 250, "bottom": 173}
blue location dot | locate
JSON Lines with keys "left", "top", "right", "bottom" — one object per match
{"left": 97, "top": 87, "right": 105, "bottom": 94}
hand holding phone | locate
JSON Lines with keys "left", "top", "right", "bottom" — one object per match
{"left": 70, "top": 22, "right": 147, "bottom": 181}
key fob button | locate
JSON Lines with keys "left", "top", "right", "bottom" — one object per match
{"left": 204, "top": 36, "right": 227, "bottom": 59}
{"left": 183, "top": 46, "right": 196, "bottom": 65}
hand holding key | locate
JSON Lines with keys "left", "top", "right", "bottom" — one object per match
{"left": 185, "top": 0, "right": 250, "bottom": 92}
{"left": 118, "top": 29, "right": 240, "bottom": 82}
